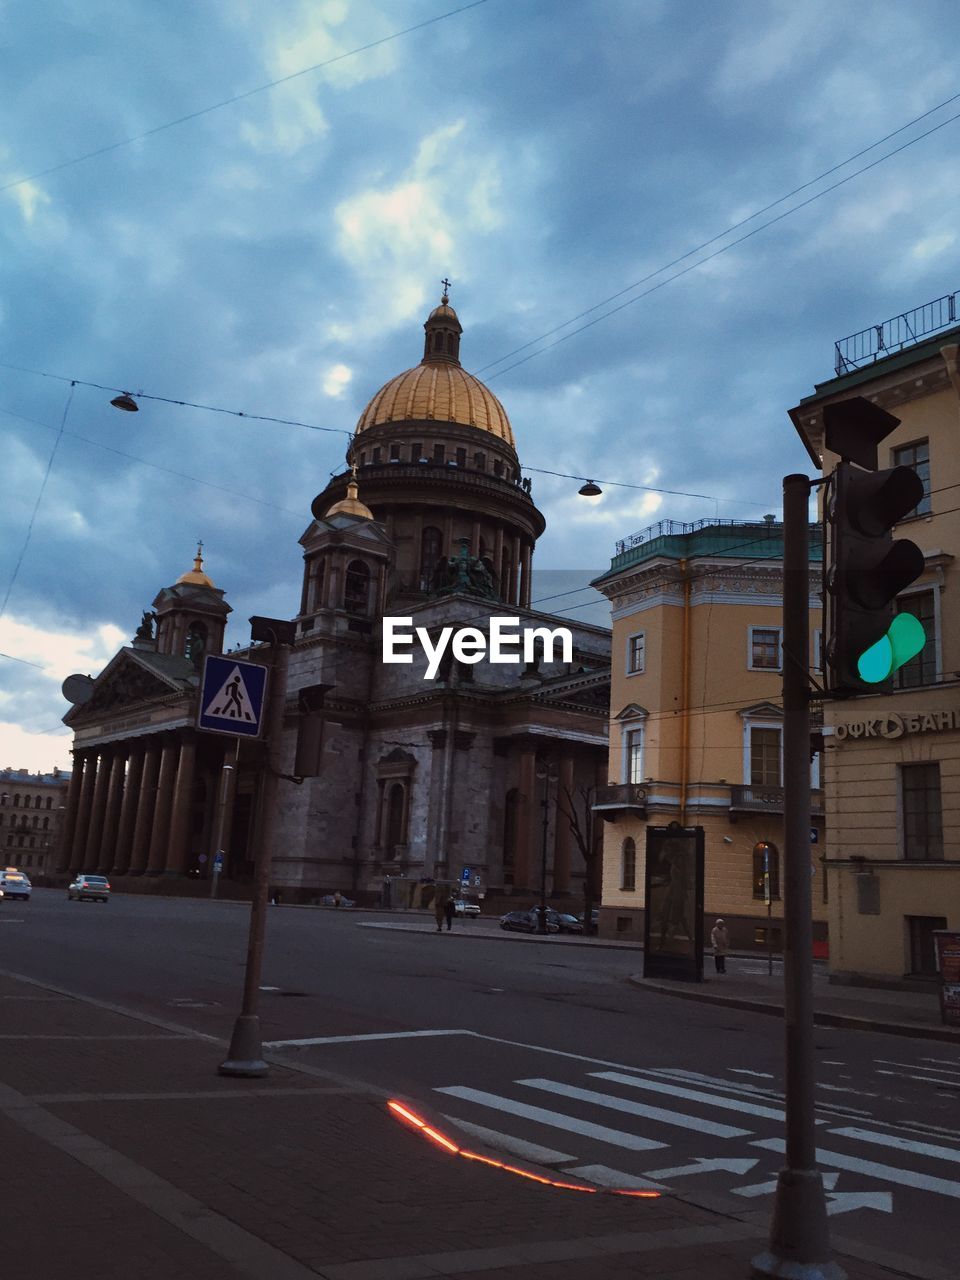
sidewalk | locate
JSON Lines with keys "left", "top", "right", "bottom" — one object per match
{"left": 356, "top": 914, "right": 956, "bottom": 1043}
{"left": 0, "top": 968, "right": 939, "bottom": 1280}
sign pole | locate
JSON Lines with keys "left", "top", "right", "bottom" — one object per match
{"left": 753, "top": 475, "right": 841, "bottom": 1279}
{"left": 219, "top": 646, "right": 288, "bottom": 1078}
{"left": 209, "top": 739, "right": 238, "bottom": 900}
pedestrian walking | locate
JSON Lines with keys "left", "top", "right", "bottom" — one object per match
{"left": 444, "top": 896, "right": 455, "bottom": 932}
{"left": 710, "top": 918, "right": 729, "bottom": 974}
{"left": 333, "top": 889, "right": 342, "bottom": 909}
{"left": 434, "top": 893, "right": 446, "bottom": 932}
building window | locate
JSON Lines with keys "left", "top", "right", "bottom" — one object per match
{"left": 455, "top": 447, "right": 466, "bottom": 467}
{"left": 385, "top": 783, "right": 406, "bottom": 851}
{"left": 410, "top": 443, "right": 422, "bottom": 462}
{"left": 12, "top": 795, "right": 19, "bottom": 807}
{"left": 623, "top": 726, "right": 643, "bottom": 784}
{"left": 420, "top": 527, "right": 443, "bottom": 591}
{"left": 621, "top": 838, "right": 636, "bottom": 891}
{"left": 358, "top": 451, "right": 366, "bottom": 467}
{"left": 474, "top": 452, "right": 486, "bottom": 470}
{"left": 907, "top": 915, "right": 947, "bottom": 976}
{"left": 185, "top": 621, "right": 208, "bottom": 671}
{"left": 343, "top": 561, "right": 370, "bottom": 615}
{"left": 433, "top": 443, "right": 445, "bottom": 464}
{"left": 372, "top": 447, "right": 381, "bottom": 463}
{"left": 893, "top": 440, "right": 931, "bottom": 516}
{"left": 45, "top": 797, "right": 52, "bottom": 809}
{"left": 502, "top": 788, "right": 519, "bottom": 885}
{"left": 626, "top": 632, "right": 645, "bottom": 675}
{"left": 390, "top": 443, "right": 401, "bottom": 460}
{"left": 750, "top": 727, "right": 782, "bottom": 788}
{"left": 749, "top": 627, "right": 782, "bottom": 670}
{"left": 902, "top": 762, "right": 943, "bottom": 860}
{"left": 493, "top": 460, "right": 503, "bottom": 477}
{"left": 753, "top": 841, "right": 780, "bottom": 900}
{"left": 895, "top": 591, "right": 936, "bottom": 688}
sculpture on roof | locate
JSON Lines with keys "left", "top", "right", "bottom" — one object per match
{"left": 134, "top": 610, "right": 156, "bottom": 642}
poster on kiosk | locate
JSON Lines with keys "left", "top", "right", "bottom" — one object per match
{"left": 643, "top": 822, "right": 704, "bottom": 982}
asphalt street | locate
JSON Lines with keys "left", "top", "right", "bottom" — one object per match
{"left": 3, "top": 889, "right": 958, "bottom": 1276}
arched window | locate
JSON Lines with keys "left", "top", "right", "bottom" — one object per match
{"left": 752, "top": 842, "right": 781, "bottom": 901}
{"left": 433, "top": 332, "right": 444, "bottom": 352}
{"left": 185, "top": 622, "right": 208, "bottom": 670}
{"left": 12, "top": 794, "right": 19, "bottom": 808}
{"left": 502, "top": 788, "right": 519, "bottom": 885}
{"left": 344, "top": 560, "right": 370, "bottom": 615}
{"left": 43, "top": 817, "right": 49, "bottom": 830}
{"left": 621, "top": 837, "right": 636, "bottom": 891}
{"left": 420, "top": 526, "right": 443, "bottom": 591}
{"left": 446, "top": 333, "right": 456, "bottom": 354}
{"left": 45, "top": 797, "right": 52, "bottom": 809}
{"left": 35, "top": 795, "right": 42, "bottom": 808}
{"left": 385, "top": 783, "right": 406, "bottom": 851}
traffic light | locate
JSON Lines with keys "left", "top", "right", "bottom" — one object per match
{"left": 825, "top": 459, "right": 925, "bottom": 694}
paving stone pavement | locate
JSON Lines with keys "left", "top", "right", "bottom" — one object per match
{"left": 0, "top": 969, "right": 930, "bottom": 1280}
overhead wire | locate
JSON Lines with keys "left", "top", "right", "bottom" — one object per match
{"left": 474, "top": 90, "right": 960, "bottom": 376}
{"left": 0, "top": 0, "right": 493, "bottom": 197}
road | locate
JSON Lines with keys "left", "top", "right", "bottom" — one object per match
{"left": 3, "top": 889, "right": 958, "bottom": 1275}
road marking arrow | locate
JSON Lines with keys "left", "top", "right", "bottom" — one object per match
{"left": 827, "top": 1191, "right": 893, "bottom": 1216}
{"left": 643, "top": 1157, "right": 759, "bottom": 1180}
{"left": 735, "top": 1172, "right": 838, "bottom": 1198}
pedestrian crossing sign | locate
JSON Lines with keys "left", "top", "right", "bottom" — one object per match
{"left": 198, "top": 655, "right": 268, "bottom": 738}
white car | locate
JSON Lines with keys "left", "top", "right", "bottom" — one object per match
{"left": 0, "top": 869, "right": 31, "bottom": 901}
{"left": 453, "top": 899, "right": 481, "bottom": 917}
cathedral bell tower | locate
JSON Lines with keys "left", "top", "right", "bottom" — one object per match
{"left": 151, "top": 546, "right": 231, "bottom": 669}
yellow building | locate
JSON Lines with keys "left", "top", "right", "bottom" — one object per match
{"left": 592, "top": 518, "right": 826, "bottom": 949}
{"left": 789, "top": 296, "right": 960, "bottom": 985}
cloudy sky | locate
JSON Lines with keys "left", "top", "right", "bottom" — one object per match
{"left": 3, "top": 0, "right": 959, "bottom": 772}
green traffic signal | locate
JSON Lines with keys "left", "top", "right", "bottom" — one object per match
{"left": 856, "top": 611, "right": 926, "bottom": 683}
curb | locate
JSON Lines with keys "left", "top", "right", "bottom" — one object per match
{"left": 629, "top": 975, "right": 960, "bottom": 1043}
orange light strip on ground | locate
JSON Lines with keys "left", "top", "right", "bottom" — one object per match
{"left": 387, "top": 1099, "right": 660, "bottom": 1198}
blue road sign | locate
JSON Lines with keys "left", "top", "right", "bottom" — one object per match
{"left": 810, "top": 827, "right": 818, "bottom": 843}
{"left": 213, "top": 853, "right": 223, "bottom": 870}
{"left": 198, "top": 655, "right": 268, "bottom": 738}
{"left": 461, "top": 867, "right": 471, "bottom": 885}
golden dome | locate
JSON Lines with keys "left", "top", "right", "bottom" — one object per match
{"left": 354, "top": 290, "right": 515, "bottom": 447}
{"left": 176, "top": 545, "right": 215, "bottom": 588}
{"left": 355, "top": 362, "right": 514, "bottom": 445}
{"left": 325, "top": 470, "right": 374, "bottom": 520}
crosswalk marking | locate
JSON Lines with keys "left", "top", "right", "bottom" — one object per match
{"left": 517, "top": 1078, "right": 751, "bottom": 1139}
{"left": 434, "top": 1086, "right": 668, "bottom": 1152}
{"left": 735, "top": 1172, "right": 839, "bottom": 1198}
{"left": 827, "top": 1127, "right": 960, "bottom": 1165}
{"left": 753, "top": 1137, "right": 960, "bottom": 1200}
{"left": 440, "top": 1116, "right": 576, "bottom": 1165}
{"left": 591, "top": 1070, "right": 792, "bottom": 1124}
{"left": 566, "top": 1164, "right": 667, "bottom": 1191}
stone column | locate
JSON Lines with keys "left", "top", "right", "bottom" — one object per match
{"left": 97, "top": 749, "right": 126, "bottom": 873}
{"left": 515, "top": 745, "right": 539, "bottom": 891}
{"left": 521, "top": 541, "right": 533, "bottom": 608}
{"left": 71, "top": 751, "right": 98, "bottom": 873}
{"left": 83, "top": 749, "right": 112, "bottom": 872}
{"left": 146, "top": 736, "right": 179, "bottom": 874}
{"left": 552, "top": 755, "right": 575, "bottom": 895}
{"left": 113, "top": 746, "right": 144, "bottom": 874}
{"left": 512, "top": 535, "right": 522, "bottom": 606}
{"left": 57, "top": 753, "right": 85, "bottom": 873}
{"left": 129, "top": 741, "right": 161, "bottom": 874}
{"left": 471, "top": 518, "right": 481, "bottom": 558}
{"left": 493, "top": 526, "right": 504, "bottom": 596}
{"left": 165, "top": 734, "right": 197, "bottom": 875}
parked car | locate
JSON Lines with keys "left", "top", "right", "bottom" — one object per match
{"left": 67, "top": 874, "right": 110, "bottom": 902}
{"left": 499, "top": 909, "right": 559, "bottom": 934}
{"left": 0, "top": 868, "right": 31, "bottom": 900}
{"left": 319, "top": 894, "right": 355, "bottom": 908}
{"left": 554, "top": 912, "right": 582, "bottom": 934}
{"left": 452, "top": 899, "right": 481, "bottom": 917}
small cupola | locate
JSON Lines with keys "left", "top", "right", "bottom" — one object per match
{"left": 421, "top": 280, "right": 463, "bottom": 365}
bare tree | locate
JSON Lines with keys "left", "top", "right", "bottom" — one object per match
{"left": 556, "top": 782, "right": 601, "bottom": 935}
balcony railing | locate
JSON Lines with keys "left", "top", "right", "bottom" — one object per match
{"left": 594, "top": 784, "right": 648, "bottom": 812}
{"left": 730, "top": 785, "right": 824, "bottom": 817}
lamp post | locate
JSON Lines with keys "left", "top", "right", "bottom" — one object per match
{"left": 535, "top": 760, "right": 559, "bottom": 934}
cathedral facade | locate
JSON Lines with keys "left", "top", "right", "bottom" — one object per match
{"left": 60, "top": 294, "right": 611, "bottom": 905}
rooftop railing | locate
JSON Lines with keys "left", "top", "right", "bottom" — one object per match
{"left": 834, "top": 291, "right": 960, "bottom": 375}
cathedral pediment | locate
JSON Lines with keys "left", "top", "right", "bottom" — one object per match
{"left": 64, "top": 648, "right": 197, "bottom": 726}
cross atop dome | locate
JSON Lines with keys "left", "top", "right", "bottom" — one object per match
{"left": 440, "top": 277, "right": 452, "bottom": 303}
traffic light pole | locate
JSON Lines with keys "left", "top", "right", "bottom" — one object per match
{"left": 753, "top": 475, "right": 843, "bottom": 1280}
